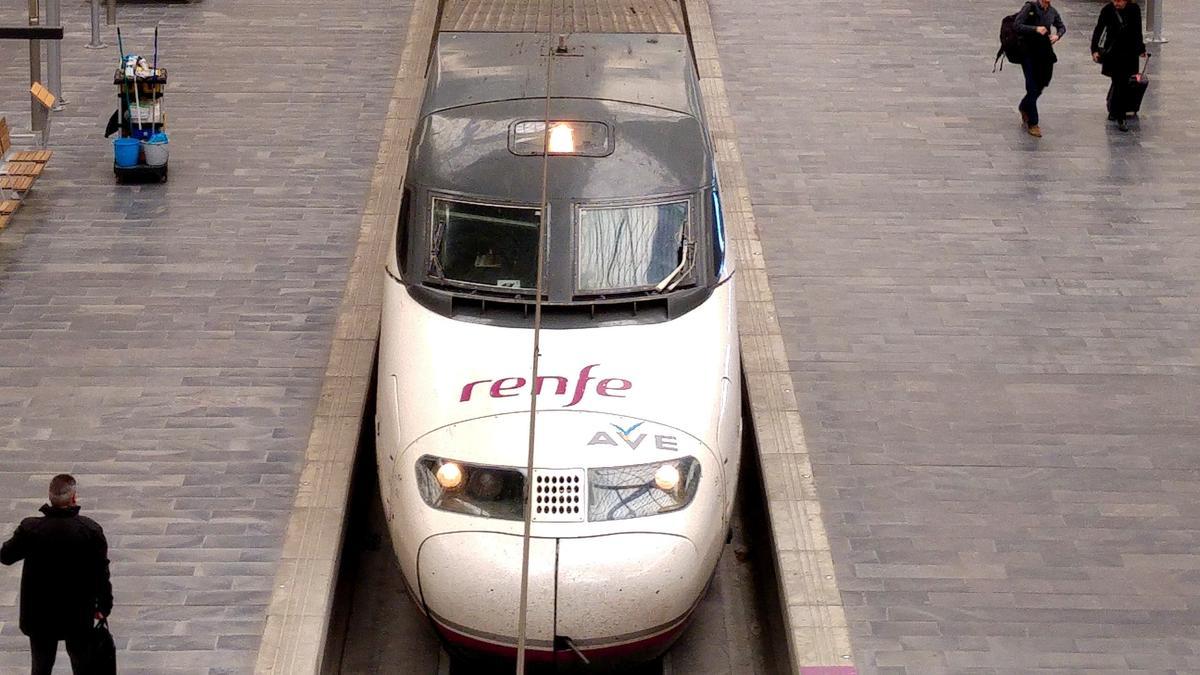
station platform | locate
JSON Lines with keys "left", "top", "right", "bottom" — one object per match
{"left": 0, "top": 0, "right": 411, "bottom": 672}
{"left": 707, "top": 0, "right": 1200, "bottom": 672}
{"left": 2, "top": 0, "right": 1200, "bottom": 674}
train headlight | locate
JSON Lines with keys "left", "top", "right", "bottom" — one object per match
{"left": 416, "top": 456, "right": 526, "bottom": 520}
{"left": 547, "top": 123, "right": 575, "bottom": 154}
{"left": 653, "top": 464, "right": 680, "bottom": 491}
{"left": 435, "top": 461, "right": 464, "bottom": 490}
{"left": 587, "top": 457, "right": 701, "bottom": 522}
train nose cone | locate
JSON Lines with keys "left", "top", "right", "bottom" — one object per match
{"left": 556, "top": 533, "right": 704, "bottom": 660}
{"left": 418, "top": 532, "right": 556, "bottom": 656}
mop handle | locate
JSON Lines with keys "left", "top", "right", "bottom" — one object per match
{"left": 116, "top": 27, "right": 133, "bottom": 135}
{"left": 133, "top": 77, "right": 142, "bottom": 131}
{"left": 152, "top": 26, "right": 160, "bottom": 127}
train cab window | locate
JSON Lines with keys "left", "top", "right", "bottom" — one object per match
{"left": 429, "top": 198, "right": 541, "bottom": 290}
{"left": 576, "top": 200, "right": 689, "bottom": 293}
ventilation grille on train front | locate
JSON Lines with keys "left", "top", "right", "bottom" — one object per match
{"left": 531, "top": 468, "right": 587, "bottom": 522}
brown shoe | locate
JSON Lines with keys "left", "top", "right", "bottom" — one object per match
{"left": 1027, "top": 124, "right": 1042, "bottom": 137}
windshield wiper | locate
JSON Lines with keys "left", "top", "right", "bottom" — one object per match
{"left": 428, "top": 218, "right": 446, "bottom": 278}
{"left": 655, "top": 237, "right": 695, "bottom": 293}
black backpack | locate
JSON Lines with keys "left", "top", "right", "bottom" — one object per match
{"left": 994, "top": 3, "right": 1032, "bottom": 72}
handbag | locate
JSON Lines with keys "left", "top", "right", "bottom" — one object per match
{"left": 90, "top": 618, "right": 117, "bottom": 675}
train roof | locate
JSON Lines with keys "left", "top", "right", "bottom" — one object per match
{"left": 440, "top": 0, "right": 685, "bottom": 34}
{"left": 407, "top": 30, "right": 712, "bottom": 201}
{"left": 421, "top": 32, "right": 701, "bottom": 118}
{"left": 396, "top": 3, "right": 721, "bottom": 316}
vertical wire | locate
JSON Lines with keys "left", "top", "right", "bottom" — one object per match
{"left": 515, "top": 6, "right": 559, "bottom": 672}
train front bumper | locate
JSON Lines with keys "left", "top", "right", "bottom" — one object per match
{"left": 418, "top": 530, "right": 704, "bottom": 665}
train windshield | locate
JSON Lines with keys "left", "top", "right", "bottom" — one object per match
{"left": 576, "top": 200, "right": 689, "bottom": 293}
{"left": 430, "top": 198, "right": 541, "bottom": 290}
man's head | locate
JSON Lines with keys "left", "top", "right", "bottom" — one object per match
{"left": 1039, "top": 0, "right": 1051, "bottom": 8}
{"left": 1112, "top": 0, "right": 1128, "bottom": 8}
{"left": 48, "top": 474, "right": 77, "bottom": 508}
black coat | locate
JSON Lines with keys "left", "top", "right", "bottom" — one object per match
{"left": 1091, "top": 2, "right": 1145, "bottom": 78}
{"left": 1, "top": 505, "right": 113, "bottom": 638}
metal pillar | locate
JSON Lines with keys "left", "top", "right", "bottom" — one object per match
{"left": 1145, "top": 0, "right": 1167, "bottom": 43}
{"left": 28, "top": 0, "right": 46, "bottom": 133}
{"left": 106, "top": 0, "right": 116, "bottom": 26}
{"left": 45, "top": 0, "right": 65, "bottom": 109}
{"left": 87, "top": 0, "right": 106, "bottom": 48}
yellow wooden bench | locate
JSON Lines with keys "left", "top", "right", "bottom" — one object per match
{"left": 2, "top": 117, "right": 53, "bottom": 166}
{"left": 5, "top": 161, "right": 45, "bottom": 177}
{"left": 0, "top": 175, "right": 35, "bottom": 192}
{"left": 10, "top": 149, "right": 53, "bottom": 163}
{"left": 0, "top": 117, "right": 10, "bottom": 170}
{"left": 0, "top": 115, "right": 54, "bottom": 230}
{"left": 0, "top": 198, "right": 19, "bottom": 230}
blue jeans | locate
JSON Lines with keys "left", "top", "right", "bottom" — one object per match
{"left": 1019, "top": 59, "right": 1044, "bottom": 125}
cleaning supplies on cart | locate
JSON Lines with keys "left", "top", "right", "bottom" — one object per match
{"left": 122, "top": 54, "right": 157, "bottom": 79}
{"left": 129, "top": 101, "right": 160, "bottom": 124}
{"left": 110, "top": 25, "right": 170, "bottom": 181}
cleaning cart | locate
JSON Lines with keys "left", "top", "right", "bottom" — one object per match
{"left": 110, "top": 30, "right": 168, "bottom": 183}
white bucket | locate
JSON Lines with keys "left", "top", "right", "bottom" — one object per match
{"left": 142, "top": 139, "right": 168, "bottom": 167}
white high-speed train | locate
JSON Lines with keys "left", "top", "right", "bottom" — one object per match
{"left": 376, "top": 27, "right": 740, "bottom": 668}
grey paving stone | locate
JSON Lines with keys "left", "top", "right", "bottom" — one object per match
{"left": 0, "top": 0, "right": 411, "bottom": 671}
{"left": 708, "top": 0, "right": 1200, "bottom": 671}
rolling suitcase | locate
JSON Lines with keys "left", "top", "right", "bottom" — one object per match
{"left": 1108, "top": 54, "right": 1150, "bottom": 117}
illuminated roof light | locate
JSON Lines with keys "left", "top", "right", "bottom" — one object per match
{"left": 436, "top": 461, "right": 465, "bottom": 490}
{"left": 654, "top": 464, "right": 681, "bottom": 492}
{"left": 547, "top": 123, "right": 575, "bottom": 154}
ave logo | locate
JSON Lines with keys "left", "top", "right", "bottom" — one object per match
{"left": 587, "top": 421, "right": 678, "bottom": 451}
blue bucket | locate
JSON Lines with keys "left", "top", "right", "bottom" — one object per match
{"left": 113, "top": 137, "right": 140, "bottom": 167}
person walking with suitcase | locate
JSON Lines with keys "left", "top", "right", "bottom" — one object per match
{"left": 1091, "top": 0, "right": 1147, "bottom": 132}
{"left": 1014, "top": 0, "right": 1067, "bottom": 138}
{"left": 1, "top": 474, "right": 113, "bottom": 674}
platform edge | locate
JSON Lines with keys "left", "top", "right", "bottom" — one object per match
{"left": 251, "top": 0, "right": 441, "bottom": 672}
{"left": 681, "top": 0, "right": 858, "bottom": 672}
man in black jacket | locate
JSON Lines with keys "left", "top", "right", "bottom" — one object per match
{"left": 1091, "top": 0, "right": 1147, "bottom": 131}
{"left": 1014, "top": 0, "right": 1067, "bottom": 137}
{"left": 2, "top": 474, "right": 113, "bottom": 674}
